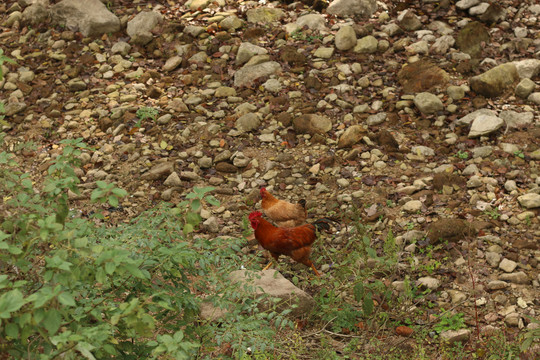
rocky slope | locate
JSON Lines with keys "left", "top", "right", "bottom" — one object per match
{"left": 1, "top": 0, "right": 539, "bottom": 356}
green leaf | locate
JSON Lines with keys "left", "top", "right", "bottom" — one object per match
{"left": 353, "top": 283, "right": 364, "bottom": 302}
{"left": 90, "top": 189, "right": 102, "bottom": 202}
{"left": 96, "top": 181, "right": 108, "bottom": 189}
{"left": 58, "top": 292, "right": 76, "bottom": 307}
{"left": 0, "top": 230, "right": 10, "bottom": 241}
{"left": 0, "top": 289, "right": 24, "bottom": 318}
{"left": 123, "top": 263, "right": 145, "bottom": 279}
{"left": 183, "top": 223, "right": 194, "bottom": 235}
{"left": 73, "top": 237, "right": 88, "bottom": 248}
{"left": 205, "top": 195, "right": 220, "bottom": 206}
{"left": 21, "top": 178, "right": 33, "bottom": 189}
{"left": 108, "top": 195, "right": 119, "bottom": 207}
{"left": 105, "top": 262, "right": 116, "bottom": 275}
{"left": 5, "top": 322, "right": 19, "bottom": 338}
{"left": 8, "top": 245, "right": 22, "bottom": 255}
{"left": 363, "top": 292, "right": 374, "bottom": 316}
{"left": 112, "top": 188, "right": 127, "bottom": 197}
{"left": 185, "top": 212, "right": 201, "bottom": 226}
{"left": 76, "top": 342, "right": 96, "bottom": 360}
{"left": 191, "top": 199, "right": 201, "bottom": 212}
{"left": 43, "top": 309, "right": 62, "bottom": 335}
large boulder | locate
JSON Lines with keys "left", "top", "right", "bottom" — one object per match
{"left": 229, "top": 270, "right": 315, "bottom": 318}
{"left": 50, "top": 0, "right": 120, "bottom": 37}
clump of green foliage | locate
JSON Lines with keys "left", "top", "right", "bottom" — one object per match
{"left": 0, "top": 137, "right": 289, "bottom": 359}
{"left": 135, "top": 106, "right": 159, "bottom": 127}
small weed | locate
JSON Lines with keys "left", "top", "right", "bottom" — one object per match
{"left": 513, "top": 150, "right": 525, "bottom": 159}
{"left": 454, "top": 150, "right": 469, "bottom": 160}
{"left": 135, "top": 106, "right": 159, "bottom": 127}
{"left": 484, "top": 208, "right": 501, "bottom": 220}
{"left": 434, "top": 312, "right": 465, "bottom": 334}
{"left": 521, "top": 315, "right": 540, "bottom": 352}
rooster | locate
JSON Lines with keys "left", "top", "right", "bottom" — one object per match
{"left": 260, "top": 187, "right": 340, "bottom": 232}
{"left": 248, "top": 211, "right": 320, "bottom": 276}
{"left": 260, "top": 187, "right": 307, "bottom": 228}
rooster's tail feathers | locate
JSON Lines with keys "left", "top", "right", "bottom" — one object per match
{"left": 312, "top": 217, "right": 341, "bottom": 233}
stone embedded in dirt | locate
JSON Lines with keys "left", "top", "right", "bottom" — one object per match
{"left": 4, "top": 102, "right": 27, "bottom": 117}
{"left": 234, "top": 61, "right": 282, "bottom": 87}
{"left": 327, "top": 0, "right": 377, "bottom": 18}
{"left": 431, "top": 35, "right": 455, "bottom": 54}
{"left": 447, "top": 85, "right": 466, "bottom": 100}
{"left": 397, "top": 10, "right": 422, "bottom": 31}
{"left": 517, "top": 193, "right": 540, "bottom": 209}
{"left": 163, "top": 56, "right": 183, "bottom": 72}
{"left": 219, "top": 15, "right": 243, "bottom": 30}
{"left": 22, "top": 3, "right": 48, "bottom": 26}
{"left": 337, "top": 125, "right": 367, "bottom": 148}
{"left": 215, "top": 86, "right": 236, "bottom": 97}
{"left": 142, "top": 162, "right": 174, "bottom": 181}
{"left": 468, "top": 114, "right": 504, "bottom": 138}
{"left": 313, "top": 47, "right": 334, "bottom": 59}
{"left": 455, "top": 21, "right": 489, "bottom": 58}
{"left": 447, "top": 290, "right": 467, "bottom": 304}
{"left": 427, "top": 218, "right": 476, "bottom": 244}
{"left": 485, "top": 252, "right": 502, "bottom": 267}
{"left": 111, "top": 41, "right": 131, "bottom": 56}
{"left": 398, "top": 60, "right": 449, "bottom": 93}
{"left": 235, "top": 112, "right": 261, "bottom": 133}
{"left": 413, "top": 92, "right": 443, "bottom": 115}
{"left": 479, "top": 3, "right": 506, "bottom": 24}
{"left": 513, "top": 59, "right": 540, "bottom": 79}
{"left": 499, "top": 258, "right": 518, "bottom": 273}
{"left": 499, "top": 110, "right": 534, "bottom": 129}
{"left": 456, "top": 108, "right": 496, "bottom": 126}
{"left": 164, "top": 172, "right": 182, "bottom": 187}
{"left": 469, "top": 63, "right": 519, "bottom": 98}
{"left": 366, "top": 112, "right": 387, "bottom": 126}
{"left": 440, "top": 329, "right": 471, "bottom": 344}
{"left": 246, "top": 7, "right": 286, "bottom": 23}
{"left": 402, "top": 200, "right": 422, "bottom": 213}
{"left": 236, "top": 42, "right": 268, "bottom": 66}
{"left": 499, "top": 272, "right": 530, "bottom": 284}
{"left": 373, "top": 129, "right": 399, "bottom": 152}
{"left": 215, "top": 162, "right": 239, "bottom": 173}
{"left": 456, "top": 0, "right": 480, "bottom": 10}
{"left": 296, "top": 13, "right": 327, "bottom": 32}
{"left": 335, "top": 25, "right": 357, "bottom": 51}
{"left": 229, "top": 270, "right": 315, "bottom": 318}
{"left": 202, "top": 216, "right": 219, "bottom": 233}
{"left": 416, "top": 276, "right": 440, "bottom": 290}
{"left": 292, "top": 114, "right": 332, "bottom": 135}
{"left": 515, "top": 78, "right": 535, "bottom": 99}
{"left": 280, "top": 46, "right": 308, "bottom": 66}
{"left": 187, "top": 0, "right": 212, "bottom": 10}
{"left": 50, "top": 0, "right": 120, "bottom": 37}
{"left": 354, "top": 35, "right": 378, "bottom": 53}
{"left": 486, "top": 280, "right": 508, "bottom": 290}
{"left": 127, "top": 10, "right": 163, "bottom": 45}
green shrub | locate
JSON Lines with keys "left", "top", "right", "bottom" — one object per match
{"left": 0, "top": 138, "right": 284, "bottom": 359}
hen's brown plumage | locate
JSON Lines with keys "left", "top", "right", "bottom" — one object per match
{"left": 249, "top": 211, "right": 319, "bottom": 276}
{"left": 260, "top": 187, "right": 307, "bottom": 228}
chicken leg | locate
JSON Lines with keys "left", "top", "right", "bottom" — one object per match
{"left": 262, "top": 262, "right": 273, "bottom": 271}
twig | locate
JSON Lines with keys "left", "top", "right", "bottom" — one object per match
{"left": 303, "top": 316, "right": 337, "bottom": 337}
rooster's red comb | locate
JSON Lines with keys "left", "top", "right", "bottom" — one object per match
{"left": 249, "top": 211, "right": 263, "bottom": 220}
{"left": 260, "top": 187, "right": 267, "bottom": 194}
